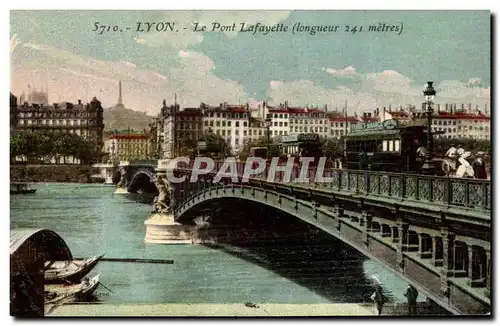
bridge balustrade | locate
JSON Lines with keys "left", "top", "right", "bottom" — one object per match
{"left": 177, "top": 161, "right": 490, "bottom": 213}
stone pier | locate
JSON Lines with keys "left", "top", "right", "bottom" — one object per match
{"left": 144, "top": 159, "right": 195, "bottom": 245}
{"left": 144, "top": 214, "right": 193, "bottom": 244}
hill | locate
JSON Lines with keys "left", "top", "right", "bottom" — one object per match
{"left": 103, "top": 104, "right": 154, "bottom": 132}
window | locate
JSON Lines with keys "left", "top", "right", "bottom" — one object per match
{"left": 388, "top": 141, "right": 394, "bottom": 151}
{"left": 235, "top": 121, "right": 239, "bottom": 127}
{"left": 394, "top": 140, "right": 400, "bottom": 152}
{"left": 383, "top": 140, "right": 388, "bottom": 151}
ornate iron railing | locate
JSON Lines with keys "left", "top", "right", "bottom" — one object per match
{"left": 176, "top": 161, "right": 491, "bottom": 213}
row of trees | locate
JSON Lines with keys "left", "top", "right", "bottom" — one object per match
{"left": 10, "top": 131, "right": 104, "bottom": 164}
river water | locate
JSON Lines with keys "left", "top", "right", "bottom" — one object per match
{"left": 10, "top": 183, "right": 418, "bottom": 305}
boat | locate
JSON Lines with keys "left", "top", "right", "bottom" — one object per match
{"left": 44, "top": 254, "right": 105, "bottom": 284}
{"left": 45, "top": 274, "right": 101, "bottom": 305}
{"left": 10, "top": 183, "right": 37, "bottom": 195}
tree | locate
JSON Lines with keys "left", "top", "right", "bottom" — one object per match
{"left": 237, "top": 137, "right": 282, "bottom": 160}
{"left": 198, "top": 131, "right": 232, "bottom": 158}
{"left": 178, "top": 138, "right": 198, "bottom": 157}
{"left": 10, "top": 132, "right": 28, "bottom": 163}
{"left": 322, "top": 138, "right": 344, "bottom": 161}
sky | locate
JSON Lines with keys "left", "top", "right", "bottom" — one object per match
{"left": 10, "top": 10, "right": 491, "bottom": 115}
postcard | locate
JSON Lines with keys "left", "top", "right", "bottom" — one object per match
{"left": 9, "top": 10, "right": 491, "bottom": 317}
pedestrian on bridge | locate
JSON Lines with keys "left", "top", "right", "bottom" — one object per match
{"left": 370, "top": 276, "right": 385, "bottom": 315}
{"left": 404, "top": 285, "right": 418, "bottom": 315}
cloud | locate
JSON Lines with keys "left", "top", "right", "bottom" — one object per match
{"left": 11, "top": 41, "right": 490, "bottom": 119}
{"left": 134, "top": 37, "right": 146, "bottom": 44}
{"left": 11, "top": 42, "right": 251, "bottom": 114}
{"left": 136, "top": 11, "right": 291, "bottom": 49}
{"left": 269, "top": 80, "right": 281, "bottom": 89}
{"left": 268, "top": 69, "right": 490, "bottom": 113}
{"left": 324, "top": 66, "right": 358, "bottom": 77}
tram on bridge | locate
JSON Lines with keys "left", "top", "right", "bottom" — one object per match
{"left": 280, "top": 133, "right": 323, "bottom": 165}
{"left": 343, "top": 119, "right": 433, "bottom": 173}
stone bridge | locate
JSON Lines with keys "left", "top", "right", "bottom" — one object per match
{"left": 160, "top": 161, "right": 491, "bottom": 316}
{"left": 114, "top": 160, "right": 158, "bottom": 193}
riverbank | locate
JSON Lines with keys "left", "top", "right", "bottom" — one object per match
{"left": 46, "top": 302, "right": 447, "bottom": 317}
{"left": 10, "top": 165, "right": 98, "bottom": 183}
{"left": 46, "top": 303, "right": 376, "bottom": 316}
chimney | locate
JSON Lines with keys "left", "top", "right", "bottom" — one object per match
{"left": 422, "top": 102, "right": 426, "bottom": 111}
{"left": 445, "top": 103, "right": 448, "bottom": 112}
{"left": 468, "top": 103, "right": 472, "bottom": 112}
{"left": 284, "top": 100, "right": 288, "bottom": 109}
{"left": 388, "top": 104, "right": 392, "bottom": 112}
{"left": 437, "top": 103, "right": 440, "bottom": 112}
{"left": 324, "top": 104, "right": 328, "bottom": 113}
{"left": 78, "top": 99, "right": 82, "bottom": 105}
{"left": 461, "top": 104, "right": 465, "bottom": 112}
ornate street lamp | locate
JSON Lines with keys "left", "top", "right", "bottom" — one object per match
{"left": 421, "top": 81, "right": 437, "bottom": 174}
{"left": 265, "top": 117, "right": 272, "bottom": 158}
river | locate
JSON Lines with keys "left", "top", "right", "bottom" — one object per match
{"left": 10, "top": 183, "right": 420, "bottom": 305}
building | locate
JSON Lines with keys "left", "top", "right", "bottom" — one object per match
{"left": 19, "top": 85, "right": 49, "bottom": 106}
{"left": 148, "top": 117, "right": 163, "bottom": 159}
{"left": 382, "top": 103, "right": 491, "bottom": 140}
{"left": 431, "top": 111, "right": 490, "bottom": 140}
{"left": 105, "top": 131, "right": 151, "bottom": 162}
{"left": 158, "top": 100, "right": 204, "bottom": 158}
{"left": 266, "top": 101, "right": 331, "bottom": 139}
{"left": 10, "top": 93, "right": 104, "bottom": 153}
{"left": 328, "top": 115, "right": 361, "bottom": 138}
{"left": 201, "top": 102, "right": 254, "bottom": 152}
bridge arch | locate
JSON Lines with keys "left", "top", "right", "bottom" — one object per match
{"left": 128, "top": 169, "right": 157, "bottom": 194}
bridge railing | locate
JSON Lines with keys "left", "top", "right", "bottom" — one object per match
{"left": 176, "top": 160, "right": 491, "bottom": 213}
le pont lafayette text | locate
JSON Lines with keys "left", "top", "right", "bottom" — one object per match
{"left": 193, "top": 22, "right": 289, "bottom": 35}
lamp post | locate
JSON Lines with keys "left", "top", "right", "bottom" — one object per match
{"left": 421, "top": 81, "right": 437, "bottom": 175}
{"left": 265, "top": 117, "right": 272, "bottom": 158}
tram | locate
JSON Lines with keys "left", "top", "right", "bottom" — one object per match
{"left": 343, "top": 119, "right": 430, "bottom": 173}
{"left": 281, "top": 133, "right": 323, "bottom": 165}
